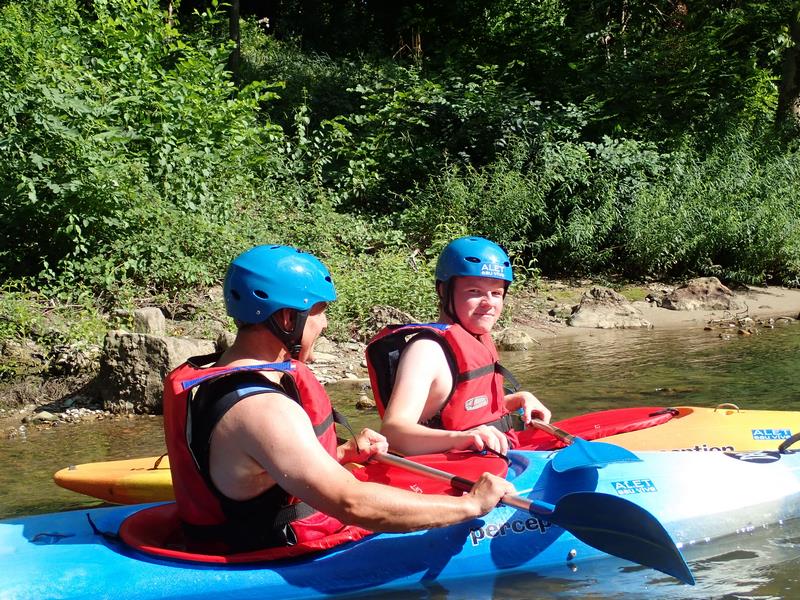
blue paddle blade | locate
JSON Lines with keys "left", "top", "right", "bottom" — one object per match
{"left": 551, "top": 437, "right": 642, "bottom": 473}
{"left": 539, "top": 491, "right": 695, "bottom": 585}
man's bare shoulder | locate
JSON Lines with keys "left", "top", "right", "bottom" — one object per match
{"left": 226, "top": 388, "right": 309, "bottom": 426}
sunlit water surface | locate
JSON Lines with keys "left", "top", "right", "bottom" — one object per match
{"left": 2, "top": 323, "right": 800, "bottom": 598}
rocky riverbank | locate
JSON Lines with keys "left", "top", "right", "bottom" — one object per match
{"left": 2, "top": 276, "right": 799, "bottom": 437}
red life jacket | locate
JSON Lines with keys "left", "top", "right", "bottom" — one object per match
{"left": 162, "top": 353, "right": 369, "bottom": 551}
{"left": 366, "top": 323, "right": 519, "bottom": 444}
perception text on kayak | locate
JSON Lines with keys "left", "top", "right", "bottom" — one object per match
{"left": 469, "top": 517, "right": 551, "bottom": 546}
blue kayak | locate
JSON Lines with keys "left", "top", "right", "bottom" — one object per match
{"left": 2, "top": 447, "right": 800, "bottom": 599}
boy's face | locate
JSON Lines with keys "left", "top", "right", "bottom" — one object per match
{"left": 451, "top": 276, "right": 505, "bottom": 335}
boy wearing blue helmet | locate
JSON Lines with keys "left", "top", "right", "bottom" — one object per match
{"left": 163, "top": 245, "right": 514, "bottom": 555}
{"left": 367, "top": 236, "right": 551, "bottom": 456}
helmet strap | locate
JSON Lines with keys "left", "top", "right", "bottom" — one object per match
{"left": 265, "top": 309, "right": 310, "bottom": 359}
{"left": 437, "top": 280, "right": 461, "bottom": 327}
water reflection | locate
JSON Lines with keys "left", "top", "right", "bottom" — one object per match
{"left": 501, "top": 324, "right": 800, "bottom": 417}
{"left": 0, "top": 416, "right": 166, "bottom": 518}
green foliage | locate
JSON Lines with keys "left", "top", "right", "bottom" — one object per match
{"left": 400, "top": 117, "right": 667, "bottom": 272}
{"left": 2, "top": 0, "right": 800, "bottom": 357}
{"left": 620, "top": 129, "right": 800, "bottom": 284}
{"left": 0, "top": 281, "right": 108, "bottom": 378}
{"left": 0, "top": 282, "right": 46, "bottom": 343}
{"left": 400, "top": 142, "right": 549, "bottom": 262}
{"left": 248, "top": 38, "right": 547, "bottom": 211}
{"left": 401, "top": 124, "right": 800, "bottom": 285}
{"left": 0, "top": 282, "right": 107, "bottom": 347}
{"left": 237, "top": 21, "right": 360, "bottom": 126}
{"left": 0, "top": 0, "right": 283, "bottom": 297}
{"left": 326, "top": 250, "right": 438, "bottom": 340}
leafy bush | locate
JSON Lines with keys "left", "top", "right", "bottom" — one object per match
{"left": 621, "top": 129, "right": 800, "bottom": 284}
{"left": 2, "top": 0, "right": 799, "bottom": 360}
{"left": 0, "top": 281, "right": 108, "bottom": 378}
{"left": 401, "top": 124, "right": 800, "bottom": 285}
{"left": 326, "top": 250, "right": 438, "bottom": 340}
{"left": 0, "top": 0, "right": 283, "bottom": 297}
{"left": 260, "top": 51, "right": 548, "bottom": 212}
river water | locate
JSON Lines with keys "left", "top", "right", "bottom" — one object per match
{"left": 1, "top": 323, "right": 799, "bottom": 598}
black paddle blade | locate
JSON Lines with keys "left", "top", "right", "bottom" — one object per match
{"left": 546, "top": 491, "right": 695, "bottom": 585}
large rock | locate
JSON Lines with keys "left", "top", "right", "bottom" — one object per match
{"left": 133, "top": 307, "right": 166, "bottom": 335}
{"left": 0, "top": 339, "right": 47, "bottom": 376}
{"left": 660, "top": 277, "right": 744, "bottom": 311}
{"left": 216, "top": 330, "right": 236, "bottom": 352}
{"left": 568, "top": 287, "right": 652, "bottom": 329}
{"left": 50, "top": 341, "right": 102, "bottom": 376}
{"left": 494, "top": 328, "right": 536, "bottom": 351}
{"left": 98, "top": 331, "right": 215, "bottom": 414}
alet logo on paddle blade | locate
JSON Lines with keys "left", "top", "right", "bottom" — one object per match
{"left": 465, "top": 396, "right": 489, "bottom": 411}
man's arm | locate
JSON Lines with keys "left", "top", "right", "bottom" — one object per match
{"left": 218, "top": 393, "right": 513, "bottom": 532}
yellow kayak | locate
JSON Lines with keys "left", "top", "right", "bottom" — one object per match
{"left": 54, "top": 454, "right": 173, "bottom": 505}
{"left": 602, "top": 404, "right": 799, "bottom": 452}
{"left": 53, "top": 404, "right": 799, "bottom": 505}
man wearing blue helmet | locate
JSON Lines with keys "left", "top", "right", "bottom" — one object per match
{"left": 163, "top": 244, "right": 514, "bottom": 556}
{"left": 366, "top": 236, "right": 551, "bottom": 456}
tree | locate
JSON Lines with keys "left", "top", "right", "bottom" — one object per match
{"left": 228, "top": 0, "right": 240, "bottom": 76}
{"left": 777, "top": 4, "right": 800, "bottom": 130}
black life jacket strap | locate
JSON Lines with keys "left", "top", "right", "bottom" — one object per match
{"left": 185, "top": 352, "right": 223, "bottom": 368}
{"left": 496, "top": 363, "right": 520, "bottom": 394}
{"left": 271, "top": 500, "right": 318, "bottom": 529}
{"left": 455, "top": 363, "right": 495, "bottom": 382}
{"left": 455, "top": 362, "right": 520, "bottom": 395}
{"left": 482, "top": 412, "right": 524, "bottom": 433}
{"left": 424, "top": 409, "right": 522, "bottom": 433}
{"left": 425, "top": 362, "right": 521, "bottom": 431}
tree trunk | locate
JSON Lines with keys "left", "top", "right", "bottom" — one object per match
{"left": 777, "top": 6, "right": 800, "bottom": 131}
{"left": 227, "top": 0, "right": 241, "bottom": 78}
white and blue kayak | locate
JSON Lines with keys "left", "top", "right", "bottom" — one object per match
{"left": 2, "top": 444, "right": 800, "bottom": 600}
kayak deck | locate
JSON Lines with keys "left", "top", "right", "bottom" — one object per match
{"left": 8, "top": 448, "right": 800, "bottom": 600}
{"left": 53, "top": 454, "right": 173, "bottom": 504}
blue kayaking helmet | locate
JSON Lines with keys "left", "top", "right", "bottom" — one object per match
{"left": 435, "top": 237, "right": 513, "bottom": 328}
{"left": 224, "top": 245, "right": 336, "bottom": 357}
{"left": 435, "top": 236, "right": 513, "bottom": 284}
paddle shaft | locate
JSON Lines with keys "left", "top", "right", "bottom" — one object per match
{"left": 372, "top": 453, "right": 535, "bottom": 513}
{"left": 530, "top": 418, "right": 576, "bottom": 445}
